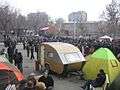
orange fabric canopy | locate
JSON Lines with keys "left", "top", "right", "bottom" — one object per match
{"left": 0, "top": 62, "right": 24, "bottom": 81}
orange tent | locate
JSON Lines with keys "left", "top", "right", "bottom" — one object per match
{"left": 0, "top": 62, "right": 24, "bottom": 81}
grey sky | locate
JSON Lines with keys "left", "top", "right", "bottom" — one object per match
{"left": 1, "top": 0, "right": 112, "bottom": 21}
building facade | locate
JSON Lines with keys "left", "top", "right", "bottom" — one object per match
{"left": 56, "top": 21, "right": 105, "bottom": 37}
{"left": 68, "top": 11, "right": 87, "bottom": 23}
{"left": 27, "top": 12, "right": 48, "bottom": 30}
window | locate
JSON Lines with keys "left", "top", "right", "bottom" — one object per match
{"left": 47, "top": 52, "right": 53, "bottom": 58}
{"left": 64, "top": 52, "right": 81, "bottom": 63}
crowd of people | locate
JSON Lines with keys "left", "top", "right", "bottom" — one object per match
{"left": 2, "top": 33, "right": 120, "bottom": 90}
{"left": 12, "top": 33, "right": 120, "bottom": 76}
{"left": 5, "top": 71, "right": 54, "bottom": 90}
{"left": 3, "top": 33, "right": 120, "bottom": 62}
{"left": 1, "top": 35, "right": 23, "bottom": 73}
{"left": 2, "top": 35, "right": 55, "bottom": 90}
{"left": 21, "top": 33, "right": 120, "bottom": 59}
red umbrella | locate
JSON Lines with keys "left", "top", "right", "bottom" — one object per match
{"left": 0, "top": 62, "right": 24, "bottom": 81}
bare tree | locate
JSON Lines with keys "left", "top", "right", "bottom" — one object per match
{"left": 0, "top": 5, "right": 11, "bottom": 33}
{"left": 14, "top": 15, "right": 27, "bottom": 36}
{"left": 16, "top": 15, "right": 26, "bottom": 29}
{"left": 55, "top": 18, "right": 64, "bottom": 24}
{"left": 101, "top": 0, "right": 120, "bottom": 35}
{"left": 55, "top": 18, "right": 65, "bottom": 36}
{"left": 97, "top": 21, "right": 107, "bottom": 35}
{"left": 0, "top": 4, "right": 20, "bottom": 35}
{"left": 77, "top": 23, "right": 87, "bottom": 36}
{"left": 27, "top": 12, "right": 49, "bottom": 31}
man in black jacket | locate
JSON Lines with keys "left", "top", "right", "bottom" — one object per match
{"left": 7, "top": 46, "right": 14, "bottom": 64}
{"left": 14, "top": 52, "right": 23, "bottom": 73}
{"left": 26, "top": 43, "right": 30, "bottom": 57}
{"left": 45, "top": 74, "right": 54, "bottom": 89}
{"left": 13, "top": 49, "right": 19, "bottom": 66}
{"left": 30, "top": 44, "right": 35, "bottom": 60}
{"left": 81, "top": 69, "right": 106, "bottom": 90}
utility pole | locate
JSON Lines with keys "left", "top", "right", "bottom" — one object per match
{"left": 73, "top": 22, "right": 76, "bottom": 39}
{"left": 58, "top": 23, "right": 62, "bottom": 42}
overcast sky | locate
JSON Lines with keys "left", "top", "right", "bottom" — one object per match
{"left": 1, "top": 0, "right": 112, "bottom": 21}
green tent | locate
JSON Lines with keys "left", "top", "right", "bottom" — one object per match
{"left": 91, "top": 48, "right": 117, "bottom": 60}
{"left": 83, "top": 48, "right": 120, "bottom": 83}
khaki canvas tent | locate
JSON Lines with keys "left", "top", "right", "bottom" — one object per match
{"left": 83, "top": 48, "right": 120, "bottom": 83}
{"left": 38, "top": 42, "right": 85, "bottom": 74}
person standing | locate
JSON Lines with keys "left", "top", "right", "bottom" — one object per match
{"left": 26, "top": 42, "right": 30, "bottom": 57}
{"left": 35, "top": 43, "right": 39, "bottom": 59}
{"left": 7, "top": 45, "right": 14, "bottom": 64}
{"left": 16, "top": 52, "right": 23, "bottom": 73}
{"left": 30, "top": 44, "right": 35, "bottom": 60}
{"left": 13, "top": 49, "right": 19, "bottom": 66}
{"left": 23, "top": 40, "right": 26, "bottom": 50}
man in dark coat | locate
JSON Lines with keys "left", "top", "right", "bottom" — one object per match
{"left": 13, "top": 49, "right": 19, "bottom": 66}
{"left": 30, "top": 44, "right": 34, "bottom": 60}
{"left": 26, "top": 43, "right": 30, "bottom": 57}
{"left": 45, "top": 74, "right": 54, "bottom": 89}
{"left": 7, "top": 46, "right": 14, "bottom": 64}
{"left": 14, "top": 52, "right": 23, "bottom": 73}
{"left": 35, "top": 43, "right": 39, "bottom": 59}
{"left": 81, "top": 69, "right": 106, "bottom": 90}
